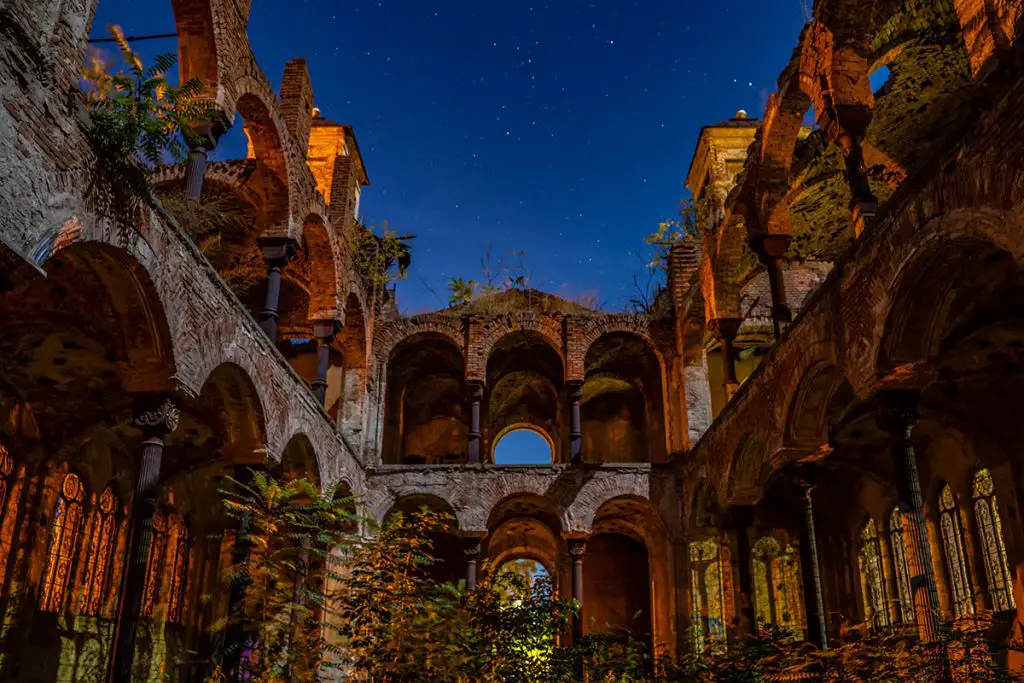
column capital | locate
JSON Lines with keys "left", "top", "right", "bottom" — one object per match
{"left": 819, "top": 103, "right": 872, "bottom": 141}
{"left": 257, "top": 236, "right": 298, "bottom": 266}
{"left": 708, "top": 317, "right": 742, "bottom": 341}
{"left": 467, "top": 379, "right": 485, "bottom": 401}
{"left": 132, "top": 393, "right": 181, "bottom": 439}
{"left": 185, "top": 112, "right": 231, "bottom": 151}
{"left": 877, "top": 389, "right": 920, "bottom": 435}
{"left": 462, "top": 532, "right": 486, "bottom": 559}
{"left": 312, "top": 318, "right": 341, "bottom": 340}
{"left": 748, "top": 234, "right": 791, "bottom": 263}
{"left": 566, "top": 379, "right": 583, "bottom": 401}
{"left": 566, "top": 535, "right": 588, "bottom": 558}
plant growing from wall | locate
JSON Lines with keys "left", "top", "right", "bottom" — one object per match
{"left": 352, "top": 221, "right": 414, "bottom": 289}
{"left": 628, "top": 197, "right": 707, "bottom": 314}
{"left": 446, "top": 247, "right": 531, "bottom": 307}
{"left": 81, "top": 25, "right": 214, "bottom": 240}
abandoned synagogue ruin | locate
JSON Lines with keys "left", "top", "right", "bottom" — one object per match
{"left": 1, "top": 0, "right": 1024, "bottom": 679}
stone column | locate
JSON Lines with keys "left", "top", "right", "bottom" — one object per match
{"left": 311, "top": 320, "right": 339, "bottom": 406}
{"left": 287, "top": 533, "right": 313, "bottom": 680}
{"left": 880, "top": 390, "right": 940, "bottom": 641}
{"left": 568, "top": 538, "right": 587, "bottom": 642}
{"left": 467, "top": 380, "right": 484, "bottom": 464}
{"left": 258, "top": 237, "right": 297, "bottom": 342}
{"left": 710, "top": 318, "right": 742, "bottom": 401}
{"left": 798, "top": 480, "right": 829, "bottom": 650}
{"left": 183, "top": 118, "right": 228, "bottom": 201}
{"left": 749, "top": 234, "right": 792, "bottom": 340}
{"left": 463, "top": 534, "right": 485, "bottom": 590}
{"left": 568, "top": 379, "right": 583, "bottom": 464}
{"left": 835, "top": 130, "right": 878, "bottom": 236}
{"left": 730, "top": 506, "right": 757, "bottom": 638}
{"left": 112, "top": 395, "right": 181, "bottom": 683}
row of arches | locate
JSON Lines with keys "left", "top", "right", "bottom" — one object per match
{"left": 375, "top": 491, "right": 671, "bottom": 651}
{"left": 688, "top": 465, "right": 1019, "bottom": 651}
{"left": 381, "top": 330, "right": 666, "bottom": 465}
{"left": 0, "top": 424, "right": 331, "bottom": 680}
{"left": 0, "top": 220, "right": 361, "bottom": 679}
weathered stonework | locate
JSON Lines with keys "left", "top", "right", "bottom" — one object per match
{"left": 1, "top": 0, "right": 1023, "bottom": 678}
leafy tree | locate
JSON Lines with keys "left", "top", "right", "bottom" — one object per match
{"left": 204, "top": 470, "right": 1022, "bottom": 682}
{"left": 81, "top": 25, "right": 214, "bottom": 239}
{"left": 352, "top": 221, "right": 415, "bottom": 289}
{"left": 204, "top": 469, "right": 359, "bottom": 682}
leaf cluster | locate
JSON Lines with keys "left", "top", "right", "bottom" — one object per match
{"left": 201, "top": 470, "right": 1021, "bottom": 682}
{"left": 81, "top": 25, "right": 215, "bottom": 241}
{"left": 352, "top": 222, "right": 415, "bottom": 288}
{"left": 446, "top": 247, "right": 531, "bottom": 307}
{"left": 643, "top": 197, "right": 707, "bottom": 273}
{"left": 205, "top": 470, "right": 360, "bottom": 682}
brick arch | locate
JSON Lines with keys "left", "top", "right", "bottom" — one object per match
{"left": 196, "top": 361, "right": 269, "bottom": 460}
{"left": 171, "top": 0, "right": 222, "bottom": 104}
{"left": 563, "top": 476, "right": 656, "bottom": 534}
{"left": 725, "top": 433, "right": 767, "bottom": 505}
{"left": 580, "top": 329, "right": 669, "bottom": 463}
{"left": 878, "top": 230, "right": 1024, "bottom": 378}
{"left": 587, "top": 494, "right": 674, "bottom": 657}
{"left": 478, "top": 314, "right": 566, "bottom": 374}
{"left": 374, "top": 491, "right": 460, "bottom": 529}
{"left": 227, "top": 85, "right": 294, "bottom": 226}
{"left": 573, "top": 315, "right": 657, "bottom": 360}
{"left": 784, "top": 362, "right": 852, "bottom": 450}
{"left": 702, "top": 209, "right": 747, "bottom": 322}
{"left": 25, "top": 219, "right": 181, "bottom": 395}
{"left": 579, "top": 326, "right": 665, "bottom": 378}
{"left": 299, "top": 212, "right": 341, "bottom": 320}
{"left": 278, "top": 431, "right": 323, "bottom": 491}
{"left": 373, "top": 318, "right": 465, "bottom": 370}
{"left": 454, "top": 482, "right": 557, "bottom": 532}
{"left": 748, "top": 22, "right": 832, "bottom": 237}
{"left": 490, "top": 423, "right": 556, "bottom": 464}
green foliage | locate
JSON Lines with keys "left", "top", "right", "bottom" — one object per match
{"left": 81, "top": 25, "right": 215, "bottom": 240}
{"left": 205, "top": 471, "right": 1020, "bottom": 682}
{"left": 643, "top": 197, "right": 706, "bottom": 272}
{"left": 353, "top": 222, "right": 415, "bottom": 288}
{"left": 204, "top": 469, "right": 360, "bottom": 682}
{"left": 445, "top": 247, "right": 530, "bottom": 307}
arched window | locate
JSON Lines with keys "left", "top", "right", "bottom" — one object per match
{"left": 751, "top": 537, "right": 804, "bottom": 635}
{"left": 972, "top": 469, "right": 1015, "bottom": 612}
{"left": 80, "top": 485, "right": 119, "bottom": 615}
{"left": 939, "top": 484, "right": 975, "bottom": 617}
{"left": 889, "top": 508, "right": 915, "bottom": 624}
{"left": 167, "top": 515, "right": 191, "bottom": 624}
{"left": 492, "top": 428, "right": 554, "bottom": 465}
{"left": 858, "top": 519, "right": 890, "bottom": 628}
{"left": 39, "top": 472, "right": 86, "bottom": 612}
{"left": 142, "top": 511, "right": 171, "bottom": 617}
{"left": 689, "top": 538, "right": 726, "bottom": 651}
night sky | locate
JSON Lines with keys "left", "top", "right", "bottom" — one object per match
{"left": 92, "top": 0, "right": 809, "bottom": 315}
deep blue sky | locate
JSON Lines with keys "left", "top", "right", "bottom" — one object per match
{"left": 92, "top": 0, "right": 808, "bottom": 316}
